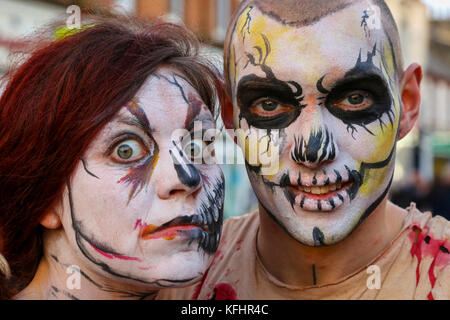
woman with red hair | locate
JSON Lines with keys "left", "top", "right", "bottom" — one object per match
{"left": 0, "top": 16, "right": 225, "bottom": 299}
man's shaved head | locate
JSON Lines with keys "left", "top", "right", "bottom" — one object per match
{"left": 224, "top": 0, "right": 403, "bottom": 96}
{"left": 248, "top": 0, "right": 356, "bottom": 27}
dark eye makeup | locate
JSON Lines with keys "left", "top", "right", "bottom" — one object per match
{"left": 324, "top": 74, "right": 393, "bottom": 126}
{"left": 105, "top": 132, "right": 153, "bottom": 165}
{"left": 236, "top": 74, "right": 304, "bottom": 129}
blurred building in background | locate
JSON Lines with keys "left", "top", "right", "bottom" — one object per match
{"left": 0, "top": 0, "right": 449, "bottom": 218}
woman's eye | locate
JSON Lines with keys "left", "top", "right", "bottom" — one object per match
{"left": 183, "top": 139, "right": 207, "bottom": 162}
{"left": 332, "top": 91, "right": 373, "bottom": 111}
{"left": 250, "top": 98, "right": 292, "bottom": 117}
{"left": 112, "top": 139, "right": 147, "bottom": 162}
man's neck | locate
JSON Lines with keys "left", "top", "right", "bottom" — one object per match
{"left": 14, "top": 229, "right": 158, "bottom": 300}
{"left": 256, "top": 199, "right": 407, "bottom": 287}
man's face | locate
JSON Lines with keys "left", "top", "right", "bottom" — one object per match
{"left": 60, "top": 67, "right": 224, "bottom": 288}
{"left": 228, "top": 2, "right": 401, "bottom": 246}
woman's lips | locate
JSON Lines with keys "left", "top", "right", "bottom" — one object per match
{"left": 140, "top": 215, "right": 210, "bottom": 241}
{"left": 141, "top": 224, "right": 202, "bottom": 240}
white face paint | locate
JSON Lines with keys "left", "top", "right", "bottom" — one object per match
{"left": 59, "top": 67, "right": 224, "bottom": 288}
{"left": 228, "top": 2, "right": 401, "bottom": 246}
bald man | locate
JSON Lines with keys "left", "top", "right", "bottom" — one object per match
{"left": 158, "top": 0, "right": 449, "bottom": 300}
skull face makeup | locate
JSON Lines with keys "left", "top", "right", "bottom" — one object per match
{"left": 227, "top": 1, "right": 403, "bottom": 246}
{"left": 62, "top": 67, "right": 224, "bottom": 288}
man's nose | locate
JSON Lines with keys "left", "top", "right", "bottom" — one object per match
{"left": 290, "top": 126, "right": 338, "bottom": 168}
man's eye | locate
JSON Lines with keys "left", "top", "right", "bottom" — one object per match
{"left": 250, "top": 98, "right": 291, "bottom": 117}
{"left": 112, "top": 139, "right": 147, "bottom": 162}
{"left": 332, "top": 91, "right": 373, "bottom": 110}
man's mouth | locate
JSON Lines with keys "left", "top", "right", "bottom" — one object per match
{"left": 288, "top": 180, "right": 353, "bottom": 200}
{"left": 280, "top": 167, "right": 361, "bottom": 212}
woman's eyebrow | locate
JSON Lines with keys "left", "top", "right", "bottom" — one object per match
{"left": 121, "top": 101, "right": 153, "bottom": 137}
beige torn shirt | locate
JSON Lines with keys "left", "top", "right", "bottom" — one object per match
{"left": 157, "top": 204, "right": 449, "bottom": 300}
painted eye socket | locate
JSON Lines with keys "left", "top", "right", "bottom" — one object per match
{"left": 250, "top": 98, "right": 293, "bottom": 117}
{"left": 332, "top": 91, "right": 373, "bottom": 111}
{"left": 112, "top": 139, "right": 147, "bottom": 163}
{"left": 183, "top": 139, "right": 207, "bottom": 162}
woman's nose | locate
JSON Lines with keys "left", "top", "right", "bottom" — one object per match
{"left": 155, "top": 147, "right": 202, "bottom": 200}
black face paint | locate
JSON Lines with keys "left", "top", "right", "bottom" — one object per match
{"left": 50, "top": 255, "right": 156, "bottom": 299}
{"left": 67, "top": 181, "right": 200, "bottom": 287}
{"left": 324, "top": 45, "right": 394, "bottom": 138}
{"left": 237, "top": 75, "right": 304, "bottom": 129}
{"left": 175, "top": 175, "right": 225, "bottom": 254}
{"left": 334, "top": 169, "right": 342, "bottom": 183}
{"left": 81, "top": 158, "right": 100, "bottom": 179}
{"left": 170, "top": 141, "right": 201, "bottom": 189}
{"left": 361, "top": 10, "right": 371, "bottom": 37}
{"left": 240, "top": 5, "right": 253, "bottom": 43}
{"left": 279, "top": 172, "right": 290, "bottom": 188}
{"left": 291, "top": 127, "right": 337, "bottom": 165}
{"left": 313, "top": 227, "right": 325, "bottom": 246}
{"left": 312, "top": 264, "right": 317, "bottom": 285}
{"left": 316, "top": 75, "right": 330, "bottom": 95}
{"left": 237, "top": 33, "right": 305, "bottom": 129}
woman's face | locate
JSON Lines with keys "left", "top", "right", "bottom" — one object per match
{"left": 59, "top": 67, "right": 224, "bottom": 288}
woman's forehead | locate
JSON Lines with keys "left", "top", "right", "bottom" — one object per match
{"left": 129, "top": 67, "right": 213, "bottom": 131}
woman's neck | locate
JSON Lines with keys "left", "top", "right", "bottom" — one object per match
{"left": 257, "top": 199, "right": 407, "bottom": 287}
{"left": 14, "top": 229, "right": 158, "bottom": 300}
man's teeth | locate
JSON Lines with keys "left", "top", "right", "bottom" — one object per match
{"left": 298, "top": 182, "right": 343, "bottom": 195}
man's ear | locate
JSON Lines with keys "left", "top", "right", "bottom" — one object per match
{"left": 40, "top": 209, "right": 62, "bottom": 229}
{"left": 398, "top": 63, "right": 422, "bottom": 140}
{"left": 220, "top": 91, "right": 234, "bottom": 130}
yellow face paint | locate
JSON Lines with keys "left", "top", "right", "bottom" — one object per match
{"left": 228, "top": 3, "right": 404, "bottom": 246}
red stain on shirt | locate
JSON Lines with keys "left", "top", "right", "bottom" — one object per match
{"left": 236, "top": 239, "right": 243, "bottom": 251}
{"left": 213, "top": 283, "right": 237, "bottom": 300}
{"left": 408, "top": 224, "right": 450, "bottom": 300}
{"left": 408, "top": 226, "right": 425, "bottom": 286}
{"left": 191, "top": 269, "right": 210, "bottom": 300}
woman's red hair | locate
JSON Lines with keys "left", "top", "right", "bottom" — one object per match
{"left": 0, "top": 16, "right": 223, "bottom": 299}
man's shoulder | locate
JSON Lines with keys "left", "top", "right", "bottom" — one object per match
{"left": 406, "top": 203, "right": 449, "bottom": 240}
{"left": 403, "top": 203, "right": 449, "bottom": 299}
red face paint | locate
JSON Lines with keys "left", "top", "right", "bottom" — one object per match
{"left": 141, "top": 224, "right": 200, "bottom": 240}
{"left": 88, "top": 242, "right": 142, "bottom": 262}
